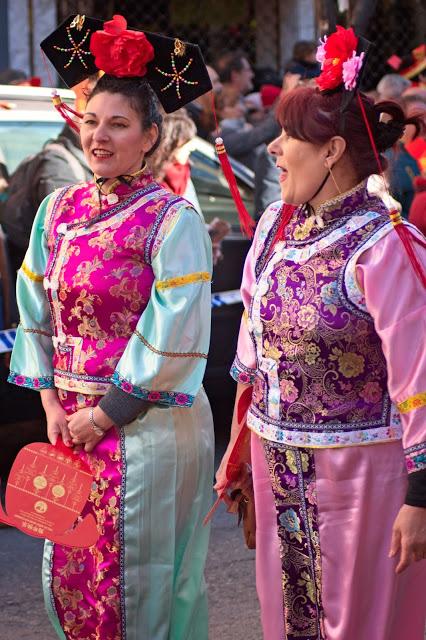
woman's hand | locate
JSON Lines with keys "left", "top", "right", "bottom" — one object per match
{"left": 66, "top": 406, "right": 114, "bottom": 453}
{"left": 389, "top": 504, "right": 426, "bottom": 573}
{"left": 40, "top": 388, "right": 72, "bottom": 447}
{"left": 214, "top": 383, "right": 253, "bottom": 493}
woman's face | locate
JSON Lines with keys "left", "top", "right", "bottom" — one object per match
{"left": 80, "top": 91, "right": 158, "bottom": 178}
{"left": 268, "top": 129, "right": 328, "bottom": 205}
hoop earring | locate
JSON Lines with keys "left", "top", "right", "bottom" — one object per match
{"left": 328, "top": 165, "right": 342, "bottom": 195}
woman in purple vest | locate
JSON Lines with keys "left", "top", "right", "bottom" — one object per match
{"left": 216, "top": 27, "right": 426, "bottom": 640}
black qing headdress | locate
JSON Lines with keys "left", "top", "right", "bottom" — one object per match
{"left": 41, "top": 13, "right": 256, "bottom": 237}
{"left": 40, "top": 14, "right": 212, "bottom": 114}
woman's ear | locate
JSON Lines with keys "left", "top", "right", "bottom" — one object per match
{"left": 142, "top": 124, "right": 159, "bottom": 155}
{"left": 324, "top": 135, "right": 346, "bottom": 168}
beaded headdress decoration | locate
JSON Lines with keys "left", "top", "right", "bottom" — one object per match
{"left": 41, "top": 13, "right": 255, "bottom": 238}
{"left": 41, "top": 14, "right": 212, "bottom": 118}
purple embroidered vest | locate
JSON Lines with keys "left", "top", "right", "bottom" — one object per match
{"left": 247, "top": 183, "right": 402, "bottom": 447}
{"left": 43, "top": 174, "right": 183, "bottom": 395}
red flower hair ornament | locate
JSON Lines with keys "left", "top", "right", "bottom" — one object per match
{"left": 316, "top": 26, "right": 365, "bottom": 92}
{"left": 90, "top": 14, "right": 154, "bottom": 77}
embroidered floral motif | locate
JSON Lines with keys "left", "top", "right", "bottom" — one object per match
{"left": 247, "top": 403, "right": 402, "bottom": 448}
{"left": 397, "top": 392, "right": 426, "bottom": 414}
{"left": 8, "top": 371, "right": 54, "bottom": 389}
{"left": 405, "top": 442, "right": 426, "bottom": 473}
{"left": 72, "top": 256, "right": 104, "bottom": 288}
{"left": 112, "top": 372, "right": 194, "bottom": 406}
{"left": 230, "top": 355, "right": 256, "bottom": 385}
{"left": 109, "top": 277, "right": 145, "bottom": 312}
{"left": 246, "top": 186, "right": 394, "bottom": 449}
{"left": 156, "top": 271, "right": 211, "bottom": 290}
{"left": 50, "top": 391, "right": 123, "bottom": 638}
{"left": 263, "top": 439, "right": 324, "bottom": 640}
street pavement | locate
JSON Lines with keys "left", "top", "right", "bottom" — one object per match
{"left": 0, "top": 439, "right": 261, "bottom": 640}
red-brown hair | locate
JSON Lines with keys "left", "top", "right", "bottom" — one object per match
{"left": 275, "top": 85, "right": 421, "bottom": 181}
{"left": 273, "top": 85, "right": 426, "bottom": 287}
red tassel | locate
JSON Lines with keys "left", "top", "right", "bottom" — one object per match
{"left": 215, "top": 137, "right": 255, "bottom": 238}
{"left": 273, "top": 203, "right": 296, "bottom": 244}
{"left": 51, "top": 91, "right": 82, "bottom": 133}
{"left": 390, "top": 210, "right": 426, "bottom": 288}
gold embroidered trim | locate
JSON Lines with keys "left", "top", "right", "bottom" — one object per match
{"left": 21, "top": 262, "right": 44, "bottom": 282}
{"left": 23, "top": 327, "right": 52, "bottom": 338}
{"left": 397, "top": 392, "right": 426, "bottom": 414}
{"left": 315, "top": 179, "right": 368, "bottom": 217}
{"left": 135, "top": 330, "right": 208, "bottom": 359}
{"left": 156, "top": 271, "right": 211, "bottom": 290}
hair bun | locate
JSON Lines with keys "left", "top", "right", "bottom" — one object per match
{"left": 375, "top": 120, "right": 405, "bottom": 152}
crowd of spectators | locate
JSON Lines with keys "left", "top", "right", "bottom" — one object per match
{"left": 0, "top": 42, "right": 425, "bottom": 330}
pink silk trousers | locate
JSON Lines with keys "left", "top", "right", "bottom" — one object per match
{"left": 251, "top": 433, "right": 426, "bottom": 640}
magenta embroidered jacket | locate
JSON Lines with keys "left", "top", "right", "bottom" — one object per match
{"left": 9, "top": 173, "right": 212, "bottom": 408}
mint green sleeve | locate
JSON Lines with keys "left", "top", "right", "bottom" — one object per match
{"left": 8, "top": 195, "right": 54, "bottom": 390}
{"left": 111, "top": 206, "right": 212, "bottom": 407}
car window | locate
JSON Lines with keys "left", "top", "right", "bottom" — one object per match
{"left": 0, "top": 121, "right": 64, "bottom": 173}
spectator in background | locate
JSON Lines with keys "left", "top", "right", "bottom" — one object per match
{"left": 385, "top": 96, "right": 425, "bottom": 217}
{"left": 0, "top": 68, "right": 40, "bottom": 86}
{"left": 0, "top": 69, "right": 30, "bottom": 85}
{"left": 215, "top": 50, "right": 255, "bottom": 110}
{"left": 216, "top": 85, "right": 251, "bottom": 132}
{"left": 186, "top": 65, "right": 222, "bottom": 140}
{"left": 0, "top": 79, "right": 94, "bottom": 276}
{"left": 285, "top": 40, "right": 320, "bottom": 79}
{"left": 149, "top": 110, "right": 200, "bottom": 210}
{"left": 148, "top": 109, "right": 230, "bottom": 264}
{"left": 409, "top": 176, "right": 426, "bottom": 235}
{"left": 377, "top": 74, "right": 411, "bottom": 100}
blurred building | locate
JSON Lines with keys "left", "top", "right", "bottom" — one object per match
{"left": 0, "top": 0, "right": 424, "bottom": 90}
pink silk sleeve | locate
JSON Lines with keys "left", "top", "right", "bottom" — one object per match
{"left": 356, "top": 228, "right": 426, "bottom": 473}
{"left": 231, "top": 202, "right": 282, "bottom": 385}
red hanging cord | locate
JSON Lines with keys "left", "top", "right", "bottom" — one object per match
{"left": 41, "top": 50, "right": 83, "bottom": 133}
{"left": 210, "top": 92, "right": 255, "bottom": 238}
{"left": 357, "top": 93, "right": 426, "bottom": 288}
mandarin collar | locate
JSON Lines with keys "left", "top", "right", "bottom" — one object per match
{"left": 285, "top": 179, "right": 386, "bottom": 243}
{"left": 95, "top": 170, "right": 155, "bottom": 206}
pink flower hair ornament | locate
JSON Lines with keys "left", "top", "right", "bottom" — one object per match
{"left": 315, "top": 26, "right": 368, "bottom": 97}
{"left": 342, "top": 51, "right": 365, "bottom": 90}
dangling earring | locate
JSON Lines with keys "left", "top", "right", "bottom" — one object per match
{"left": 328, "top": 164, "right": 342, "bottom": 195}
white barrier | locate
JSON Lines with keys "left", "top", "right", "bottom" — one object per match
{"left": 0, "top": 329, "right": 16, "bottom": 354}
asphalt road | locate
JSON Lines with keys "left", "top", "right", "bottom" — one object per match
{"left": 0, "top": 435, "right": 261, "bottom": 640}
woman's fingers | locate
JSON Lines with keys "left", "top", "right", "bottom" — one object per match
{"left": 47, "top": 424, "right": 61, "bottom": 446}
{"left": 395, "top": 541, "right": 413, "bottom": 574}
{"left": 388, "top": 527, "right": 401, "bottom": 558}
{"left": 60, "top": 421, "right": 73, "bottom": 447}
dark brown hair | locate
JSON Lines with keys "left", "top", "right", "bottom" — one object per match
{"left": 148, "top": 110, "right": 196, "bottom": 179}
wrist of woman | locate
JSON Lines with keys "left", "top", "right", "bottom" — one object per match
{"left": 93, "top": 406, "right": 114, "bottom": 431}
{"left": 40, "top": 389, "right": 62, "bottom": 412}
